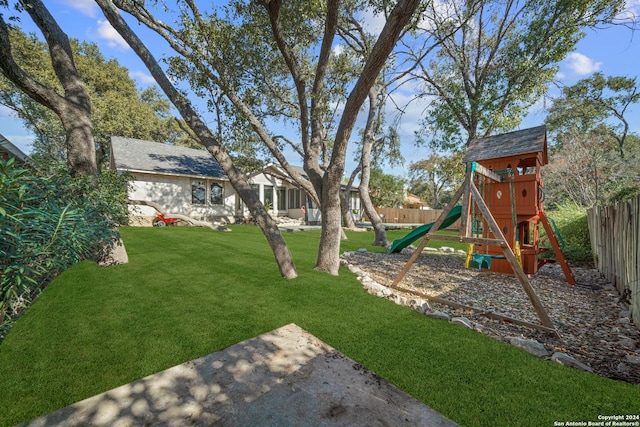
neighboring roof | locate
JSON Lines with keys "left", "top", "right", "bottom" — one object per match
{"left": 0, "top": 133, "right": 28, "bottom": 163}
{"left": 463, "top": 125, "right": 548, "bottom": 164}
{"left": 110, "top": 136, "right": 226, "bottom": 179}
{"left": 404, "top": 193, "right": 426, "bottom": 206}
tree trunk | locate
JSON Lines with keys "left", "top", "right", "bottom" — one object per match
{"left": 61, "top": 103, "right": 97, "bottom": 176}
{"left": 340, "top": 164, "right": 361, "bottom": 231}
{"left": 96, "top": 0, "right": 297, "bottom": 279}
{"left": 0, "top": 0, "right": 97, "bottom": 176}
{"left": 315, "top": 0, "right": 420, "bottom": 274}
{"left": 359, "top": 174, "right": 387, "bottom": 246}
{"left": 359, "top": 89, "right": 387, "bottom": 246}
{"left": 316, "top": 169, "right": 344, "bottom": 275}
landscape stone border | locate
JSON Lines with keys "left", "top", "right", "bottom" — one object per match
{"left": 340, "top": 247, "right": 593, "bottom": 373}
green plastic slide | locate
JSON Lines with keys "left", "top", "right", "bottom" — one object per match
{"left": 388, "top": 205, "right": 463, "bottom": 254}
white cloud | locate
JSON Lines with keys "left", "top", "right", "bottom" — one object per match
{"left": 359, "top": 8, "right": 386, "bottom": 37}
{"left": 129, "top": 71, "right": 156, "bottom": 85}
{"left": 565, "top": 52, "right": 602, "bottom": 75}
{"left": 96, "top": 19, "right": 130, "bottom": 50}
{"left": 59, "top": 0, "right": 98, "bottom": 17}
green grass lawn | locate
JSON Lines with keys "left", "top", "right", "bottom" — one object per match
{"left": 0, "top": 225, "right": 638, "bottom": 426}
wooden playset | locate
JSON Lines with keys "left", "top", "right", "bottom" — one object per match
{"left": 391, "top": 126, "right": 575, "bottom": 332}
{"left": 462, "top": 125, "right": 575, "bottom": 283}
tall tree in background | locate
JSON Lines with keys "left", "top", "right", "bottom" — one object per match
{"left": 408, "top": 152, "right": 464, "bottom": 208}
{"left": 335, "top": 5, "right": 406, "bottom": 245}
{"left": 544, "top": 73, "right": 640, "bottom": 206}
{"left": 408, "top": 0, "right": 625, "bottom": 150}
{"left": 369, "top": 168, "right": 406, "bottom": 208}
{"left": 546, "top": 72, "right": 639, "bottom": 158}
{"left": 95, "top": 0, "right": 421, "bottom": 275}
{"left": 0, "top": 27, "right": 189, "bottom": 169}
{"left": 0, "top": 0, "right": 97, "bottom": 175}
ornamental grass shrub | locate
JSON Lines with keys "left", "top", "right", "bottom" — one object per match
{"left": 0, "top": 158, "right": 130, "bottom": 341}
{"left": 540, "top": 203, "right": 593, "bottom": 266}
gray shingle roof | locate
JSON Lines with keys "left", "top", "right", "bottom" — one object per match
{"left": 0, "top": 133, "right": 28, "bottom": 163}
{"left": 463, "top": 125, "right": 548, "bottom": 164}
{"left": 110, "top": 136, "right": 226, "bottom": 179}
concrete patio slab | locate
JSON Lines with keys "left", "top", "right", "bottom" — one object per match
{"left": 20, "top": 323, "right": 458, "bottom": 426}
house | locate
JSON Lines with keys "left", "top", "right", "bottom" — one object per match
{"left": 109, "top": 136, "right": 361, "bottom": 225}
{"left": 0, "top": 133, "right": 29, "bottom": 164}
{"left": 254, "top": 163, "right": 362, "bottom": 224}
{"left": 402, "top": 192, "right": 429, "bottom": 209}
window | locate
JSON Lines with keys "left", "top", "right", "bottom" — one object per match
{"left": 277, "top": 187, "right": 287, "bottom": 210}
{"left": 288, "top": 188, "right": 301, "bottom": 208}
{"left": 192, "top": 180, "right": 205, "bottom": 205}
{"left": 307, "top": 196, "right": 315, "bottom": 210}
{"left": 263, "top": 185, "right": 274, "bottom": 209}
{"left": 210, "top": 182, "right": 223, "bottom": 205}
{"left": 350, "top": 191, "right": 359, "bottom": 210}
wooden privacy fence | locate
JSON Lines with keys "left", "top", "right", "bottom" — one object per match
{"left": 587, "top": 196, "right": 640, "bottom": 329}
{"left": 365, "top": 207, "right": 461, "bottom": 229}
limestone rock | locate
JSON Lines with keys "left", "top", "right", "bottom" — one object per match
{"left": 352, "top": 267, "right": 367, "bottom": 277}
{"left": 376, "top": 288, "right": 392, "bottom": 298}
{"left": 551, "top": 352, "right": 593, "bottom": 373}
{"left": 616, "top": 336, "right": 637, "bottom": 351}
{"left": 440, "top": 247, "right": 455, "bottom": 253}
{"left": 99, "top": 238, "right": 129, "bottom": 267}
{"left": 409, "top": 299, "right": 429, "bottom": 312}
{"left": 451, "top": 316, "right": 474, "bottom": 329}
{"left": 625, "top": 354, "right": 640, "bottom": 365}
{"left": 617, "top": 362, "right": 631, "bottom": 374}
{"left": 508, "top": 336, "right": 550, "bottom": 358}
{"left": 426, "top": 311, "right": 452, "bottom": 321}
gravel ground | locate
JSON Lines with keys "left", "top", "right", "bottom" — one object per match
{"left": 341, "top": 250, "right": 640, "bottom": 384}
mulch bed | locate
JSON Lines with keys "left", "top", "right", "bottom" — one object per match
{"left": 342, "top": 250, "right": 640, "bottom": 384}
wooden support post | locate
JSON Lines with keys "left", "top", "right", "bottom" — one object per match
{"left": 390, "top": 161, "right": 557, "bottom": 333}
{"left": 459, "top": 166, "right": 473, "bottom": 238}
{"left": 469, "top": 184, "right": 555, "bottom": 329}
{"left": 391, "top": 182, "right": 467, "bottom": 287}
{"left": 539, "top": 211, "right": 576, "bottom": 286}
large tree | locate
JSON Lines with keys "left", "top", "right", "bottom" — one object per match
{"left": 544, "top": 73, "right": 640, "bottom": 206}
{"left": 94, "top": 0, "right": 421, "bottom": 275}
{"left": 546, "top": 72, "right": 639, "bottom": 158}
{"left": 408, "top": 151, "right": 464, "bottom": 208}
{"left": 369, "top": 168, "right": 406, "bottom": 208}
{"left": 0, "top": 27, "right": 189, "bottom": 169}
{"left": 407, "top": 0, "right": 626, "bottom": 150}
{"left": 0, "top": 0, "right": 97, "bottom": 175}
{"left": 94, "top": 0, "right": 298, "bottom": 279}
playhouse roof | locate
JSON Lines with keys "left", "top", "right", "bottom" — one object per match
{"left": 463, "top": 125, "right": 548, "bottom": 165}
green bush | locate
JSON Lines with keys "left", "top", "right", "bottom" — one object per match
{"left": 540, "top": 203, "right": 592, "bottom": 266}
{"left": 0, "top": 159, "right": 130, "bottom": 341}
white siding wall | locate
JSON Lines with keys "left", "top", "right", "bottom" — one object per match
{"left": 126, "top": 170, "right": 361, "bottom": 225}
{"left": 243, "top": 172, "right": 288, "bottom": 217}
{"left": 128, "top": 172, "right": 236, "bottom": 223}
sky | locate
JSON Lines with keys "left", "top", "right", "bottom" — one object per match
{"left": 1, "top": 0, "right": 639, "bottom": 177}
